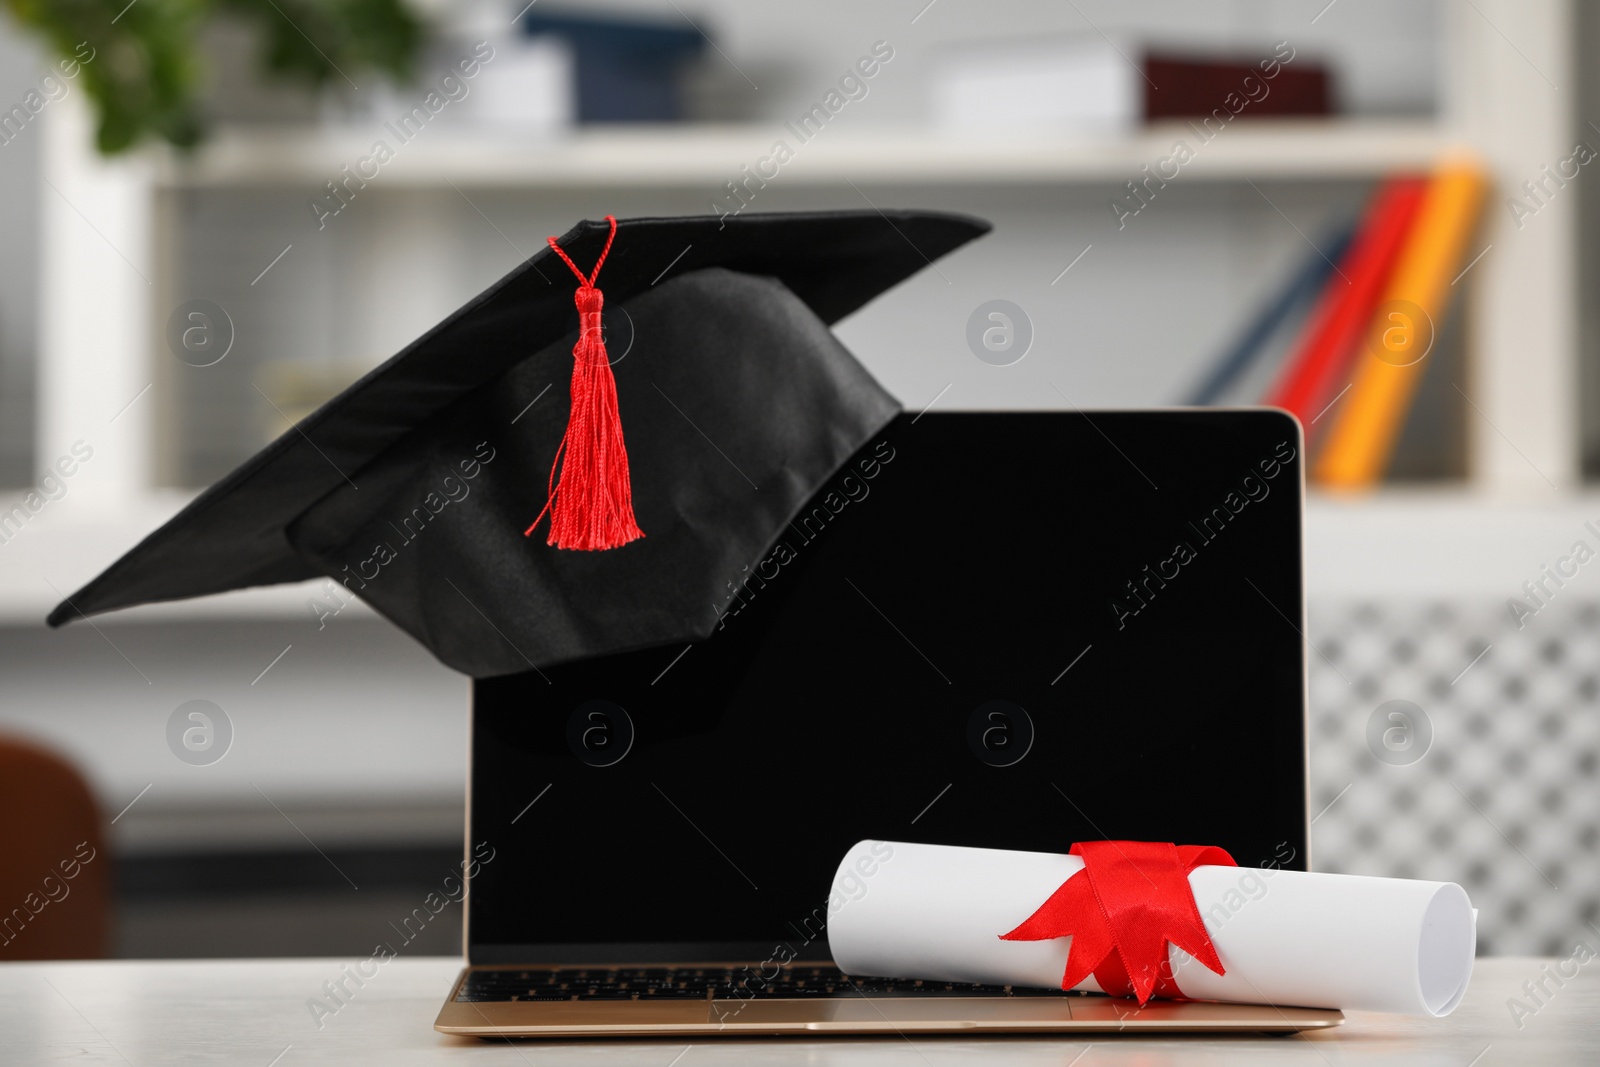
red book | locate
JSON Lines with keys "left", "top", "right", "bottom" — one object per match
{"left": 1143, "top": 54, "right": 1332, "bottom": 119}
{"left": 1266, "top": 175, "right": 1428, "bottom": 432}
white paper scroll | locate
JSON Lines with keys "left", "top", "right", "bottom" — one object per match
{"left": 827, "top": 840, "right": 1475, "bottom": 1016}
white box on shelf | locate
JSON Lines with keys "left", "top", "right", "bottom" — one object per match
{"left": 457, "top": 34, "right": 574, "bottom": 135}
{"left": 930, "top": 35, "right": 1140, "bottom": 135}
{"left": 321, "top": 35, "right": 574, "bottom": 138}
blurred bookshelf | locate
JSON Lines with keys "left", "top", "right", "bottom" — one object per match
{"left": 12, "top": 0, "right": 1586, "bottom": 623}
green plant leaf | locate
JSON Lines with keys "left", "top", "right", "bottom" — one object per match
{"left": 3, "top": 0, "right": 425, "bottom": 154}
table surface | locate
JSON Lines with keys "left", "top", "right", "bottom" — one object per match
{"left": 2, "top": 956, "right": 1593, "bottom": 1065}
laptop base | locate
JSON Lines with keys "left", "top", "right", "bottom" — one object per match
{"left": 434, "top": 965, "right": 1344, "bottom": 1037}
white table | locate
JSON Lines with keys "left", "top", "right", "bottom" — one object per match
{"left": 2, "top": 957, "right": 1593, "bottom": 1065}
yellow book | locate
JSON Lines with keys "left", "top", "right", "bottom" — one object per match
{"left": 1313, "top": 162, "right": 1486, "bottom": 488}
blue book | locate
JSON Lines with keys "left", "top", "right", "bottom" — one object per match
{"left": 1185, "top": 225, "right": 1356, "bottom": 406}
{"left": 522, "top": 11, "right": 705, "bottom": 124}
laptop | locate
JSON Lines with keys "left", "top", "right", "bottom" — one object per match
{"left": 435, "top": 409, "right": 1341, "bottom": 1036}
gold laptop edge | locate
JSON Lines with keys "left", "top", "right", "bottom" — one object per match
{"left": 433, "top": 964, "right": 1345, "bottom": 1037}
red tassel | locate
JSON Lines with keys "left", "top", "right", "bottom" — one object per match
{"left": 524, "top": 216, "right": 644, "bottom": 550}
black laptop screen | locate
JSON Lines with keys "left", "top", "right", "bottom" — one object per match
{"left": 469, "top": 410, "right": 1307, "bottom": 962}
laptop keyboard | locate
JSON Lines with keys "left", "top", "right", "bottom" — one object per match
{"left": 456, "top": 965, "right": 1074, "bottom": 1002}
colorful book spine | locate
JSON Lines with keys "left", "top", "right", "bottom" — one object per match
{"left": 1313, "top": 162, "right": 1487, "bottom": 488}
{"left": 1266, "top": 175, "right": 1428, "bottom": 434}
{"left": 1186, "top": 226, "right": 1353, "bottom": 406}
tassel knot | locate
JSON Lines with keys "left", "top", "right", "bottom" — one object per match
{"left": 575, "top": 285, "right": 603, "bottom": 319}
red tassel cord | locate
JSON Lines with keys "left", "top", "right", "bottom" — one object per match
{"left": 524, "top": 216, "right": 644, "bottom": 550}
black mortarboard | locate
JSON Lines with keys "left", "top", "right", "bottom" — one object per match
{"left": 48, "top": 210, "right": 989, "bottom": 676}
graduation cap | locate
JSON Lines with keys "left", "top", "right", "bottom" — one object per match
{"left": 48, "top": 210, "right": 989, "bottom": 677}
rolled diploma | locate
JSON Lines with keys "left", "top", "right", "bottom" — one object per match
{"left": 827, "top": 840, "right": 1475, "bottom": 1016}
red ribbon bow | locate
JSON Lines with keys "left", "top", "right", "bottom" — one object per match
{"left": 1000, "top": 840, "right": 1236, "bottom": 1006}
